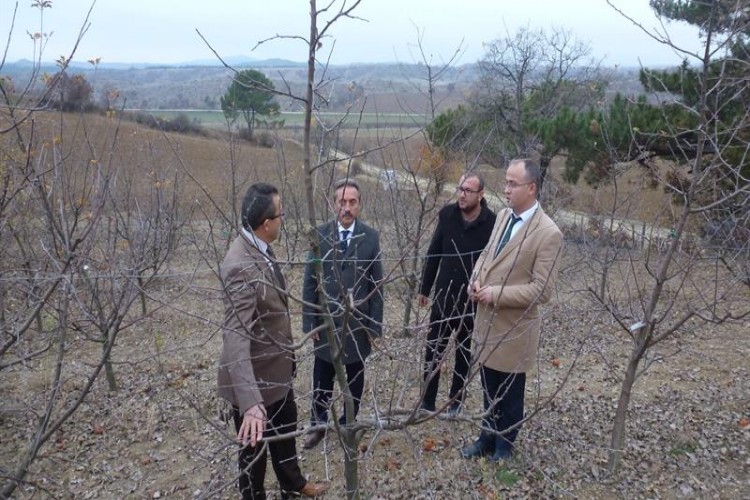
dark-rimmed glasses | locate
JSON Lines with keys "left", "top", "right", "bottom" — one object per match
{"left": 456, "top": 186, "right": 482, "bottom": 195}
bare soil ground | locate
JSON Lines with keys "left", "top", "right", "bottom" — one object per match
{"left": 1, "top": 115, "right": 748, "bottom": 499}
{"left": 3, "top": 251, "right": 747, "bottom": 499}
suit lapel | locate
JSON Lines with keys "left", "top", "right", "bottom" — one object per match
{"left": 343, "top": 224, "right": 363, "bottom": 257}
{"left": 484, "top": 208, "right": 542, "bottom": 273}
{"left": 240, "top": 231, "right": 287, "bottom": 306}
{"left": 490, "top": 211, "right": 512, "bottom": 260}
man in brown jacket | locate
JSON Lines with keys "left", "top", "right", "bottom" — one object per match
{"left": 218, "top": 183, "right": 328, "bottom": 499}
{"left": 462, "top": 159, "right": 563, "bottom": 462}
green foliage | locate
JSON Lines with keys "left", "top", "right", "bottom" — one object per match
{"left": 640, "top": 1, "right": 750, "bottom": 198}
{"left": 220, "top": 69, "right": 279, "bottom": 141}
{"left": 494, "top": 467, "right": 520, "bottom": 487}
{"left": 425, "top": 105, "right": 471, "bottom": 151}
{"left": 669, "top": 442, "right": 696, "bottom": 457}
{"left": 650, "top": 0, "right": 744, "bottom": 32}
{"left": 428, "top": 1, "right": 748, "bottom": 207}
{"left": 534, "top": 106, "right": 601, "bottom": 184}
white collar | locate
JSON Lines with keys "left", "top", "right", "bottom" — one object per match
{"left": 242, "top": 227, "right": 269, "bottom": 256}
{"left": 338, "top": 221, "right": 356, "bottom": 234}
{"left": 512, "top": 201, "right": 539, "bottom": 222}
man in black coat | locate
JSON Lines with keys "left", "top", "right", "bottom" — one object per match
{"left": 302, "top": 178, "right": 384, "bottom": 449}
{"left": 418, "top": 172, "right": 496, "bottom": 414}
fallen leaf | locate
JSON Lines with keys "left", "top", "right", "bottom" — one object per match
{"left": 423, "top": 437, "right": 437, "bottom": 452}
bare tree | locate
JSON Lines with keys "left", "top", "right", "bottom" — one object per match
{"left": 0, "top": 3, "right": 185, "bottom": 494}
{"left": 470, "top": 25, "right": 603, "bottom": 173}
{"left": 590, "top": 0, "right": 750, "bottom": 473}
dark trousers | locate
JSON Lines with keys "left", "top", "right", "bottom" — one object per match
{"left": 422, "top": 309, "right": 473, "bottom": 408}
{"left": 232, "top": 391, "right": 306, "bottom": 500}
{"left": 310, "top": 357, "right": 365, "bottom": 425}
{"left": 478, "top": 366, "right": 526, "bottom": 452}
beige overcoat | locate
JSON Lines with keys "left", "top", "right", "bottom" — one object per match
{"left": 217, "top": 233, "right": 294, "bottom": 414}
{"left": 470, "top": 206, "right": 563, "bottom": 373}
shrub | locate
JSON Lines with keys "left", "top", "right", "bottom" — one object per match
{"left": 255, "top": 131, "right": 275, "bottom": 148}
{"left": 123, "top": 112, "right": 207, "bottom": 136}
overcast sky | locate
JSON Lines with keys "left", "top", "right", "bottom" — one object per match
{"left": 2, "top": 0, "right": 703, "bottom": 67}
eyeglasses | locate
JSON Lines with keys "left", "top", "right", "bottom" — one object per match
{"left": 504, "top": 181, "right": 533, "bottom": 189}
{"left": 267, "top": 212, "right": 285, "bottom": 221}
{"left": 456, "top": 186, "right": 482, "bottom": 195}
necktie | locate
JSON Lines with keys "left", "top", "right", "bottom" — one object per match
{"left": 265, "top": 246, "right": 287, "bottom": 291}
{"left": 340, "top": 229, "right": 350, "bottom": 252}
{"left": 494, "top": 214, "right": 521, "bottom": 257}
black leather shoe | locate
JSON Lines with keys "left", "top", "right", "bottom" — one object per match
{"left": 489, "top": 447, "right": 512, "bottom": 462}
{"left": 446, "top": 402, "right": 462, "bottom": 417}
{"left": 489, "top": 435, "right": 514, "bottom": 462}
{"left": 302, "top": 429, "right": 325, "bottom": 450}
{"left": 460, "top": 440, "right": 492, "bottom": 459}
{"left": 420, "top": 401, "right": 436, "bottom": 413}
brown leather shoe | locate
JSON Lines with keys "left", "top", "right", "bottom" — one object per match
{"left": 302, "top": 429, "right": 325, "bottom": 450}
{"left": 299, "top": 481, "right": 329, "bottom": 497}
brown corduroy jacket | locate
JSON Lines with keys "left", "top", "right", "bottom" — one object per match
{"left": 217, "top": 232, "right": 294, "bottom": 414}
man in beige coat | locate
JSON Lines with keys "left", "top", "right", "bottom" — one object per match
{"left": 462, "top": 159, "right": 563, "bottom": 462}
{"left": 217, "top": 183, "right": 328, "bottom": 499}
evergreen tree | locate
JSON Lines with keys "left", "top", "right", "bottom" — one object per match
{"left": 220, "top": 69, "right": 279, "bottom": 141}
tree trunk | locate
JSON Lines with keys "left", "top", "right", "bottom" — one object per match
{"left": 607, "top": 345, "right": 642, "bottom": 473}
{"left": 341, "top": 429, "right": 360, "bottom": 500}
{"left": 138, "top": 274, "right": 147, "bottom": 316}
{"left": 103, "top": 331, "right": 118, "bottom": 391}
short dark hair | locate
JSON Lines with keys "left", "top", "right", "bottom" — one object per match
{"left": 241, "top": 183, "right": 279, "bottom": 231}
{"left": 333, "top": 178, "right": 360, "bottom": 199}
{"left": 462, "top": 171, "right": 485, "bottom": 191}
{"left": 511, "top": 159, "right": 542, "bottom": 198}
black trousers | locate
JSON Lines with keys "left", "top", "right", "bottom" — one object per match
{"left": 478, "top": 366, "right": 526, "bottom": 452}
{"left": 232, "top": 391, "right": 306, "bottom": 500}
{"left": 422, "top": 308, "right": 473, "bottom": 408}
{"left": 310, "top": 357, "right": 365, "bottom": 425}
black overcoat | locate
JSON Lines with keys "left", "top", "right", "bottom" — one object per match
{"left": 302, "top": 220, "right": 384, "bottom": 364}
{"left": 419, "top": 200, "right": 496, "bottom": 317}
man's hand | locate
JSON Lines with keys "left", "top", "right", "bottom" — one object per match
{"left": 474, "top": 285, "right": 494, "bottom": 305}
{"left": 469, "top": 281, "right": 480, "bottom": 302}
{"left": 238, "top": 403, "right": 266, "bottom": 447}
{"left": 417, "top": 294, "right": 429, "bottom": 308}
{"left": 469, "top": 281, "right": 492, "bottom": 304}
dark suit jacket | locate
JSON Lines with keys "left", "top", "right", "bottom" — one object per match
{"left": 470, "top": 206, "right": 563, "bottom": 373}
{"left": 302, "top": 220, "right": 384, "bottom": 364}
{"left": 420, "top": 199, "right": 496, "bottom": 316}
{"left": 217, "top": 232, "right": 294, "bottom": 414}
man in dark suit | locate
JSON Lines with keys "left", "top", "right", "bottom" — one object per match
{"left": 418, "top": 172, "right": 496, "bottom": 415}
{"left": 462, "top": 159, "right": 563, "bottom": 462}
{"left": 302, "top": 178, "right": 384, "bottom": 450}
{"left": 217, "top": 183, "right": 328, "bottom": 499}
